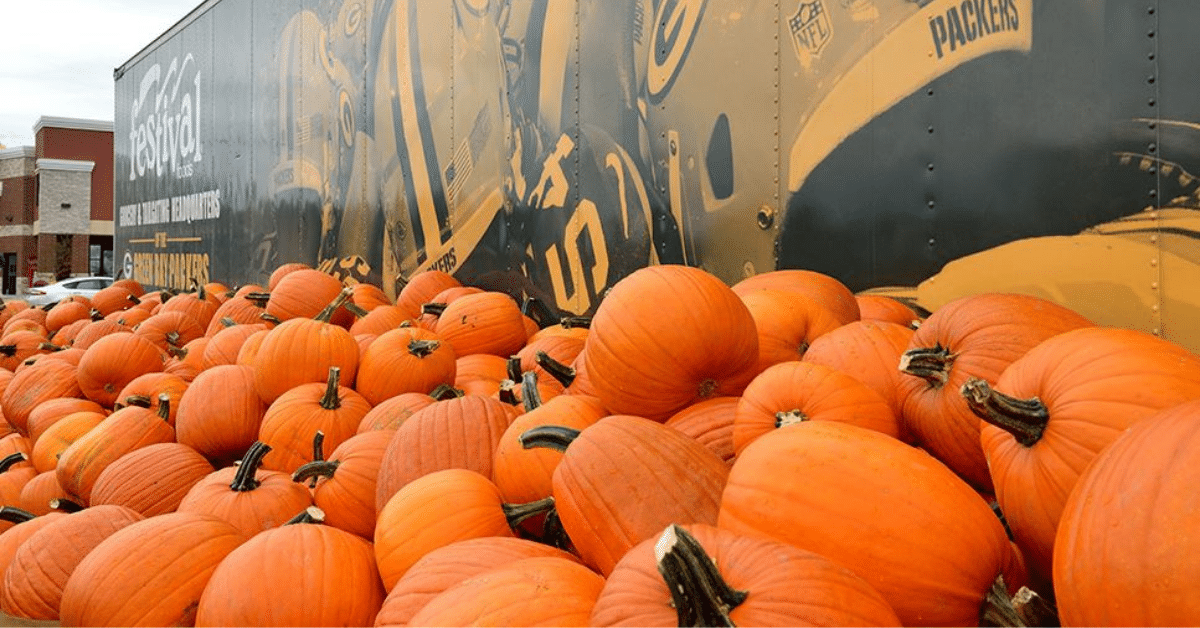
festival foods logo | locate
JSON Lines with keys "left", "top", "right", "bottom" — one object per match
{"left": 126, "top": 54, "right": 204, "bottom": 181}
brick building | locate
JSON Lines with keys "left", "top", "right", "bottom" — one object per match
{"left": 0, "top": 116, "right": 114, "bottom": 295}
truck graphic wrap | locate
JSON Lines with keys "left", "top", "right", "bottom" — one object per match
{"left": 115, "top": 0, "right": 1200, "bottom": 350}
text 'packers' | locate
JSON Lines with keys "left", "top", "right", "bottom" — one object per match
{"left": 929, "top": 0, "right": 1020, "bottom": 59}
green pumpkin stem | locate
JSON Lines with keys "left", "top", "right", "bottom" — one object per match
{"left": 344, "top": 302, "right": 371, "bottom": 319}
{"left": 655, "top": 524, "right": 747, "bottom": 628}
{"left": 0, "top": 507, "right": 36, "bottom": 524}
{"left": 899, "top": 344, "right": 956, "bottom": 387}
{"left": 559, "top": 316, "right": 591, "bottom": 329}
{"left": 38, "top": 342, "right": 62, "bottom": 352}
{"left": 285, "top": 506, "right": 326, "bottom": 525}
{"left": 89, "top": 309, "right": 104, "bottom": 321}
{"left": 497, "top": 381, "right": 519, "bottom": 406}
{"left": 420, "top": 302, "right": 447, "bottom": 317}
{"left": 156, "top": 393, "right": 171, "bottom": 422}
{"left": 775, "top": 409, "right": 808, "bottom": 428}
{"left": 311, "top": 430, "right": 326, "bottom": 462}
{"left": 979, "top": 575, "right": 1025, "bottom": 627}
{"left": 49, "top": 498, "right": 85, "bottom": 513}
{"left": 292, "top": 459, "right": 341, "bottom": 485}
{"left": 960, "top": 378, "right": 1048, "bottom": 447}
{"left": 505, "top": 356, "right": 523, "bottom": 383}
{"left": 501, "top": 496, "right": 556, "bottom": 528}
{"left": 314, "top": 288, "right": 353, "bottom": 323}
{"left": 220, "top": 316, "right": 237, "bottom": 328}
{"left": 123, "top": 395, "right": 153, "bottom": 409}
{"left": 245, "top": 292, "right": 271, "bottom": 306}
{"left": 0, "top": 345, "right": 16, "bottom": 358}
{"left": 521, "top": 371, "right": 542, "bottom": 413}
{"left": 519, "top": 425, "right": 581, "bottom": 453}
{"left": 320, "top": 368, "right": 342, "bottom": 411}
{"left": 429, "top": 384, "right": 464, "bottom": 400}
{"left": 260, "top": 313, "right": 283, "bottom": 325}
{"left": 230, "top": 442, "right": 271, "bottom": 492}
{"left": 534, "top": 351, "right": 576, "bottom": 388}
{"left": 540, "top": 508, "right": 573, "bottom": 550}
{"left": 0, "top": 452, "right": 27, "bottom": 473}
{"left": 408, "top": 339, "right": 441, "bottom": 358}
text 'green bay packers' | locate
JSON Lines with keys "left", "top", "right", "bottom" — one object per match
{"left": 929, "top": 0, "right": 1020, "bottom": 59}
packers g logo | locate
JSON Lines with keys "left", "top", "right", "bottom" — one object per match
{"left": 647, "top": 0, "right": 708, "bottom": 103}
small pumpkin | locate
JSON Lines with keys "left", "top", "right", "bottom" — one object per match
{"left": 355, "top": 327, "right": 457, "bottom": 405}
{"left": 291, "top": 429, "right": 391, "bottom": 539}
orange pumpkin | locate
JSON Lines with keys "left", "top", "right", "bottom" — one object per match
{"left": 356, "top": 327, "right": 457, "bottom": 405}
{"left": 801, "top": 319, "right": 915, "bottom": 422}
{"left": 664, "top": 396, "right": 739, "bottom": 467}
{"left": 739, "top": 289, "right": 847, "bottom": 373}
{"left": 16, "top": 471, "right": 71, "bottom": 516}
{"left": 175, "top": 364, "right": 266, "bottom": 466}
{"left": 855, "top": 294, "right": 921, "bottom": 327}
{"left": 1, "top": 360, "right": 83, "bottom": 435}
{"left": 55, "top": 395, "right": 175, "bottom": 504}
{"left": 257, "top": 367, "right": 372, "bottom": 473}
{"left": 433, "top": 291, "right": 528, "bottom": 358}
{"left": 59, "top": 512, "right": 247, "bottom": 627}
{"left": 89, "top": 443, "right": 215, "bottom": 517}
{"left": 731, "top": 269, "right": 860, "bottom": 323}
{"left": 291, "top": 429, "right": 391, "bottom": 539}
{"left": 395, "top": 270, "right": 461, "bottom": 320}
{"left": 176, "top": 441, "right": 314, "bottom": 537}
{"left": 252, "top": 290, "right": 360, "bottom": 403}
{"left": 583, "top": 266, "right": 759, "bottom": 422}
{"left": 76, "top": 332, "right": 167, "bottom": 408}
{"left": 355, "top": 392, "right": 436, "bottom": 433}
{"left": 114, "top": 372, "right": 189, "bottom": 425}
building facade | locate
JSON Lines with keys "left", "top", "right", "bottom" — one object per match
{"left": 0, "top": 116, "right": 114, "bottom": 295}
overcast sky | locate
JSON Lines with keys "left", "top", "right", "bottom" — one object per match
{"left": 0, "top": 0, "right": 202, "bottom": 148}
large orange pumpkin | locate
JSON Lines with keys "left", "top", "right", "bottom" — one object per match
{"left": 664, "top": 396, "right": 739, "bottom": 467}
{"left": 291, "top": 429, "right": 391, "bottom": 540}
{"left": 2, "top": 360, "right": 83, "bottom": 435}
{"left": 433, "top": 291, "right": 528, "bottom": 358}
{"left": 252, "top": 291, "right": 360, "bottom": 403}
{"left": 718, "top": 421, "right": 1010, "bottom": 627}
{"left": 583, "top": 265, "right": 759, "bottom": 422}
{"left": 896, "top": 292, "right": 1092, "bottom": 493}
{"left": 175, "top": 364, "right": 266, "bottom": 465}
{"left": 89, "top": 443, "right": 215, "bottom": 517}
{"left": 55, "top": 396, "right": 175, "bottom": 504}
{"left": 356, "top": 327, "right": 457, "bottom": 405}
{"left": 75, "top": 332, "right": 167, "bottom": 408}
{"left": 258, "top": 367, "right": 372, "bottom": 473}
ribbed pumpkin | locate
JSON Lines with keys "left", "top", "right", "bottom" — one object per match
{"left": 356, "top": 327, "right": 457, "bottom": 405}
{"left": 1053, "top": 399, "right": 1200, "bottom": 626}
{"left": 961, "top": 326, "right": 1200, "bottom": 586}
{"left": 44, "top": 300, "right": 92, "bottom": 335}
{"left": 590, "top": 523, "right": 900, "bottom": 627}
{"left": 348, "top": 304, "right": 413, "bottom": 337}
{"left": 26, "top": 398, "right": 105, "bottom": 446}
{"left": 0, "top": 511, "right": 68, "bottom": 575}
{"left": 395, "top": 270, "right": 461, "bottom": 320}
{"left": 291, "top": 429, "right": 391, "bottom": 539}
{"left": 200, "top": 321, "right": 267, "bottom": 369}
{"left": 433, "top": 291, "right": 528, "bottom": 358}
{"left": 374, "top": 394, "right": 516, "bottom": 511}
{"left": 454, "top": 353, "right": 509, "bottom": 397}
{"left": 856, "top": 294, "right": 921, "bottom": 327}
{"left": 17, "top": 472, "right": 71, "bottom": 516}
{"left": 583, "top": 265, "right": 759, "bottom": 422}
{"left": 731, "top": 269, "right": 860, "bottom": 323}
{"left": 408, "top": 556, "right": 605, "bottom": 627}
{"left": 739, "top": 289, "right": 848, "bottom": 373}
{"left": 664, "top": 396, "right": 739, "bottom": 467}
{"left": 267, "top": 262, "right": 311, "bottom": 291}
{"left": 89, "top": 443, "right": 215, "bottom": 517}
{"left": 156, "top": 288, "right": 218, "bottom": 330}
{"left": 75, "top": 332, "right": 167, "bottom": 408}
{"left": 70, "top": 319, "right": 128, "bottom": 350}
{"left": 0, "top": 330, "right": 57, "bottom": 372}
{"left": 195, "top": 519, "right": 385, "bottom": 627}
{"left": 88, "top": 284, "right": 139, "bottom": 317}
{"left": 802, "top": 319, "right": 915, "bottom": 421}
{"left": 203, "top": 295, "right": 266, "bottom": 336}
{"left": 58, "top": 512, "right": 247, "bottom": 627}
{"left": 0, "top": 504, "right": 145, "bottom": 621}
{"left": 55, "top": 395, "right": 175, "bottom": 504}
{"left": 897, "top": 293, "right": 1093, "bottom": 493}
{"left": 523, "top": 414, "right": 729, "bottom": 576}
{"left": 355, "top": 392, "right": 436, "bottom": 433}
{"left": 348, "top": 281, "right": 392, "bottom": 312}
{"left": 0, "top": 453, "right": 36, "bottom": 511}
{"left": 114, "top": 371, "right": 188, "bottom": 425}
{"left": 132, "top": 310, "right": 206, "bottom": 353}
{"left": 175, "top": 364, "right": 266, "bottom": 466}
{"left": 258, "top": 367, "right": 372, "bottom": 473}
{"left": 176, "top": 441, "right": 314, "bottom": 537}
{"left": 263, "top": 267, "right": 346, "bottom": 323}
{"left": 2, "top": 360, "right": 83, "bottom": 435}
{"left": 733, "top": 361, "right": 900, "bottom": 454}
{"left": 252, "top": 290, "right": 360, "bottom": 403}
{"left": 374, "top": 468, "right": 550, "bottom": 591}
{"left": 374, "top": 537, "right": 582, "bottom": 628}
{"left": 30, "top": 411, "right": 104, "bottom": 473}
{"left": 718, "top": 421, "right": 1010, "bottom": 627}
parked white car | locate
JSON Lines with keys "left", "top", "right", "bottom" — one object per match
{"left": 21, "top": 276, "right": 114, "bottom": 307}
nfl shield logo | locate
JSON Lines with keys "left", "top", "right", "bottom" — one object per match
{"left": 789, "top": 1, "right": 833, "bottom": 61}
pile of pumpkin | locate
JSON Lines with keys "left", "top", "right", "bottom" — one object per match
{"left": 0, "top": 261, "right": 1192, "bottom": 627}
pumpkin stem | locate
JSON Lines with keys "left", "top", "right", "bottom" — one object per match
{"left": 344, "top": 302, "right": 370, "bottom": 319}
{"left": 285, "top": 506, "right": 326, "bottom": 525}
{"left": 408, "top": 339, "right": 441, "bottom": 358}
{"left": 429, "top": 383, "right": 464, "bottom": 400}
{"left": 991, "top": 501, "right": 1015, "bottom": 541}
{"left": 49, "top": 498, "right": 84, "bottom": 513}
{"left": 260, "top": 313, "right": 283, "bottom": 326}
{"left": 292, "top": 460, "right": 341, "bottom": 485}
{"left": 123, "top": 395, "right": 153, "bottom": 409}
{"left": 498, "top": 380, "right": 519, "bottom": 406}
{"left": 1013, "top": 586, "right": 1059, "bottom": 627}
{"left": 167, "top": 345, "right": 189, "bottom": 359}
{"left": 89, "top": 308, "right": 104, "bottom": 321}
{"left": 156, "top": 393, "right": 171, "bottom": 422}
{"left": 0, "top": 507, "right": 35, "bottom": 524}
{"left": 165, "top": 331, "right": 182, "bottom": 348}
{"left": 775, "top": 409, "right": 808, "bottom": 428}
{"left": 319, "top": 368, "right": 343, "bottom": 410}
{"left": 38, "top": 342, "right": 62, "bottom": 352}
{"left": 0, "top": 345, "right": 16, "bottom": 358}
{"left": 244, "top": 292, "right": 271, "bottom": 306}
{"left": 560, "top": 316, "right": 591, "bottom": 329}
{"left": 961, "top": 378, "right": 1048, "bottom": 447}
{"left": 420, "top": 302, "right": 447, "bottom": 317}
{"left": 980, "top": 575, "right": 1028, "bottom": 627}
{"left": 501, "top": 496, "right": 556, "bottom": 528}
{"left": 541, "top": 508, "right": 573, "bottom": 550}
{"left": 315, "top": 288, "right": 353, "bottom": 324}
{"left": 521, "top": 371, "right": 542, "bottom": 413}
{"left": 519, "top": 425, "right": 581, "bottom": 453}
{"left": 311, "top": 431, "right": 326, "bottom": 462}
{"left": 654, "top": 524, "right": 747, "bottom": 628}
{"left": 220, "top": 316, "right": 237, "bottom": 328}
{"left": 506, "top": 356, "right": 523, "bottom": 382}
{"left": 0, "top": 452, "right": 27, "bottom": 473}
{"left": 534, "top": 351, "right": 576, "bottom": 387}
{"left": 230, "top": 442, "right": 271, "bottom": 492}
{"left": 899, "top": 344, "right": 956, "bottom": 387}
